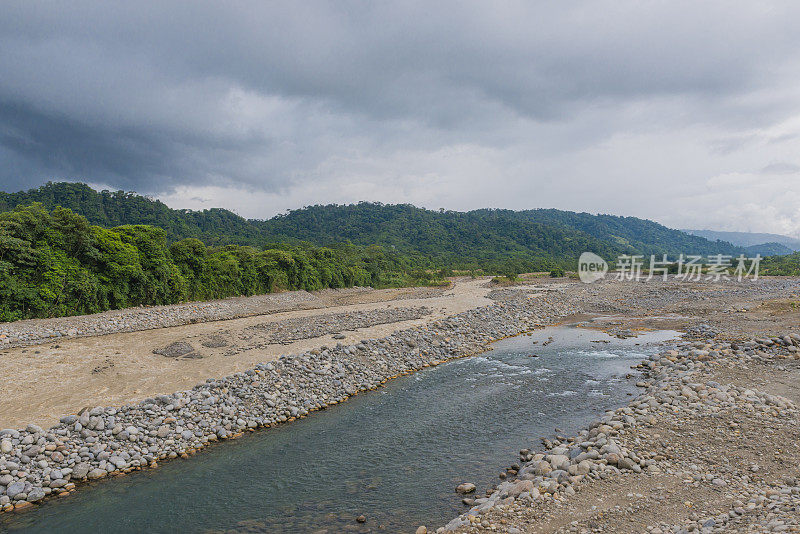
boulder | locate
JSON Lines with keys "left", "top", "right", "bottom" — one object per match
{"left": 456, "top": 482, "right": 476, "bottom": 494}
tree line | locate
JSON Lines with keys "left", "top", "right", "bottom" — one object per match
{"left": 0, "top": 203, "right": 440, "bottom": 321}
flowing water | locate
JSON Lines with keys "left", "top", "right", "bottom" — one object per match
{"left": 2, "top": 324, "right": 679, "bottom": 533}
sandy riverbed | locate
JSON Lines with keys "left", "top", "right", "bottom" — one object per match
{"left": 0, "top": 278, "right": 510, "bottom": 430}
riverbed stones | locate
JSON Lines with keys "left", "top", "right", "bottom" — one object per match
{"left": 11, "top": 281, "right": 798, "bottom": 529}
{"left": 72, "top": 463, "right": 90, "bottom": 479}
{"left": 0, "top": 287, "right": 359, "bottom": 349}
{"left": 86, "top": 469, "right": 107, "bottom": 480}
{"left": 439, "top": 321, "right": 800, "bottom": 533}
{"left": 200, "top": 335, "right": 229, "bottom": 348}
{"left": 5, "top": 481, "right": 26, "bottom": 500}
{"left": 456, "top": 483, "right": 476, "bottom": 494}
{"left": 153, "top": 341, "right": 198, "bottom": 359}
{"left": 26, "top": 488, "right": 45, "bottom": 503}
{"left": 0, "top": 286, "right": 578, "bottom": 514}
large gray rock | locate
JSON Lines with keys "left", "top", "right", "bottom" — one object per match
{"left": 617, "top": 457, "right": 635, "bottom": 470}
{"left": 72, "top": 462, "right": 90, "bottom": 479}
{"left": 26, "top": 487, "right": 45, "bottom": 502}
{"left": 5, "top": 480, "right": 25, "bottom": 499}
{"left": 87, "top": 468, "right": 107, "bottom": 480}
{"left": 456, "top": 482, "right": 476, "bottom": 494}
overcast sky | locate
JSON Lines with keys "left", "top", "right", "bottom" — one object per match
{"left": 2, "top": 2, "right": 800, "bottom": 234}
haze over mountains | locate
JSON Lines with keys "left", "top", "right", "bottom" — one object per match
{"left": 683, "top": 229, "right": 800, "bottom": 256}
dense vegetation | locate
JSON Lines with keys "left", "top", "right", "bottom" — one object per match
{"left": 1, "top": 183, "right": 742, "bottom": 275}
{"left": 0, "top": 183, "right": 261, "bottom": 245}
{"left": 761, "top": 251, "right": 800, "bottom": 276}
{"left": 0, "top": 203, "right": 436, "bottom": 321}
{"left": 0, "top": 182, "right": 760, "bottom": 321}
{"left": 263, "top": 204, "right": 742, "bottom": 270}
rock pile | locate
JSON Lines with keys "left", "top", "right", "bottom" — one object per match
{"left": 152, "top": 341, "right": 202, "bottom": 359}
{"left": 440, "top": 335, "right": 800, "bottom": 533}
{"left": 250, "top": 306, "right": 433, "bottom": 345}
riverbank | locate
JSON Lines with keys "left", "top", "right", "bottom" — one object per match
{"left": 437, "top": 279, "right": 800, "bottom": 533}
{"left": 0, "top": 279, "right": 493, "bottom": 430}
{"left": 0, "top": 284, "right": 451, "bottom": 350}
{"left": 439, "top": 334, "right": 800, "bottom": 533}
{"left": 0, "top": 282, "right": 576, "bottom": 514}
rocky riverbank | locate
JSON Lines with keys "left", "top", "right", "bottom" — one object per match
{"left": 439, "top": 333, "right": 800, "bottom": 533}
{"left": 4, "top": 277, "right": 800, "bottom": 530}
{"left": 0, "top": 288, "right": 574, "bottom": 514}
{"left": 0, "top": 285, "right": 448, "bottom": 350}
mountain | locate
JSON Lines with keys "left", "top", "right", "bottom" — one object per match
{"left": 262, "top": 203, "right": 742, "bottom": 267}
{"left": 1, "top": 182, "right": 742, "bottom": 271}
{"left": 684, "top": 229, "right": 800, "bottom": 253}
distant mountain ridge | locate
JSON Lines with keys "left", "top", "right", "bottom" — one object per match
{"left": 0, "top": 182, "right": 743, "bottom": 270}
{"left": 684, "top": 229, "right": 800, "bottom": 254}
{"left": 744, "top": 242, "right": 795, "bottom": 257}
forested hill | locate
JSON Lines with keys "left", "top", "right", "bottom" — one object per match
{"left": 0, "top": 182, "right": 261, "bottom": 245}
{"left": 1, "top": 182, "right": 742, "bottom": 270}
{"left": 264, "top": 203, "right": 741, "bottom": 261}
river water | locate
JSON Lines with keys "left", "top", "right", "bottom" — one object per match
{"left": 2, "top": 324, "right": 679, "bottom": 533}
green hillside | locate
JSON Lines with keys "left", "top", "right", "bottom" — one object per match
{"left": 0, "top": 183, "right": 742, "bottom": 274}
{"left": 745, "top": 242, "right": 794, "bottom": 257}
{"left": 0, "top": 182, "right": 261, "bottom": 245}
{"left": 263, "top": 203, "right": 741, "bottom": 265}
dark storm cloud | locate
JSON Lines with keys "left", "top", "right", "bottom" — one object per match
{"left": 1, "top": 1, "right": 800, "bottom": 224}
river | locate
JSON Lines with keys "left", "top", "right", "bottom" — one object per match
{"left": 2, "top": 323, "right": 679, "bottom": 533}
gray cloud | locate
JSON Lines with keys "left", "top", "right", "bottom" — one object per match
{"left": 2, "top": 2, "right": 800, "bottom": 233}
{"left": 762, "top": 162, "right": 800, "bottom": 175}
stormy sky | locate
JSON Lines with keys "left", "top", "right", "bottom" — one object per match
{"left": 2, "top": 2, "right": 800, "bottom": 234}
